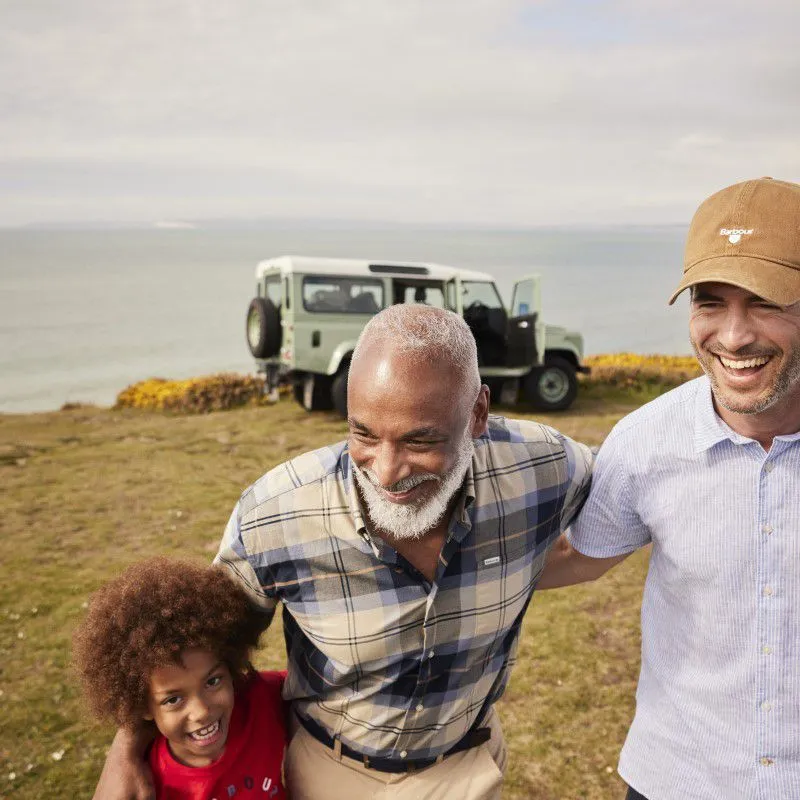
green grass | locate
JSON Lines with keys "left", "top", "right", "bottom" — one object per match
{"left": 0, "top": 389, "right": 653, "bottom": 800}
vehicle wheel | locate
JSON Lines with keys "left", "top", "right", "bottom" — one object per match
{"left": 524, "top": 357, "right": 578, "bottom": 411}
{"left": 332, "top": 368, "right": 349, "bottom": 419}
{"left": 246, "top": 297, "right": 281, "bottom": 358}
{"left": 299, "top": 374, "right": 333, "bottom": 412}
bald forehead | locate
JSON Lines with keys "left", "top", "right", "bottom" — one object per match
{"left": 349, "top": 340, "right": 466, "bottom": 391}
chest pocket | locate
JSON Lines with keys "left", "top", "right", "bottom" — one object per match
{"left": 469, "top": 556, "right": 535, "bottom": 642}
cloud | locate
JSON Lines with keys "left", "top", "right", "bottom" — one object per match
{"left": 0, "top": 0, "right": 798, "bottom": 225}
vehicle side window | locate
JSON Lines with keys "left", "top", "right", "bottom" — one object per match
{"left": 462, "top": 282, "right": 503, "bottom": 310}
{"left": 302, "top": 277, "right": 384, "bottom": 314}
{"left": 396, "top": 283, "right": 446, "bottom": 308}
{"left": 264, "top": 277, "right": 282, "bottom": 308}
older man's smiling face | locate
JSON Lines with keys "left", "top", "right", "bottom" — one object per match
{"left": 689, "top": 283, "right": 800, "bottom": 420}
{"left": 346, "top": 347, "right": 487, "bottom": 540}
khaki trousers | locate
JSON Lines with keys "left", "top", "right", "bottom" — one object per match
{"left": 284, "top": 709, "right": 507, "bottom": 800}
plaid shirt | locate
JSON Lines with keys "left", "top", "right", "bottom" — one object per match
{"left": 215, "top": 415, "right": 592, "bottom": 761}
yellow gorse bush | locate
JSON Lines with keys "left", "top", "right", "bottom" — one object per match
{"left": 115, "top": 373, "right": 268, "bottom": 414}
{"left": 582, "top": 353, "right": 702, "bottom": 392}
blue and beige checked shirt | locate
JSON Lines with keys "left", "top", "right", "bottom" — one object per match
{"left": 215, "top": 415, "right": 592, "bottom": 761}
{"left": 569, "top": 377, "right": 800, "bottom": 800}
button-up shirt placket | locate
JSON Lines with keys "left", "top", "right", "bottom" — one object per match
{"left": 393, "top": 501, "right": 473, "bottom": 760}
{"left": 755, "top": 443, "right": 793, "bottom": 799}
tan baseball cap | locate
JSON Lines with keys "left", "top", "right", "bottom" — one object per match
{"left": 669, "top": 177, "right": 800, "bottom": 305}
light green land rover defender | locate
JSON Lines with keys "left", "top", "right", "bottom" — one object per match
{"left": 246, "top": 256, "right": 589, "bottom": 417}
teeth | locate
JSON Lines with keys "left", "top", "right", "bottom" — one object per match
{"left": 719, "top": 356, "right": 770, "bottom": 369}
{"left": 189, "top": 720, "right": 220, "bottom": 740}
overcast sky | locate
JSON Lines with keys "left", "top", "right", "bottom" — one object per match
{"left": 1, "top": 0, "right": 798, "bottom": 227}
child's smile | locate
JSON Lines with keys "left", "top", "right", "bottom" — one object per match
{"left": 146, "top": 649, "right": 235, "bottom": 767}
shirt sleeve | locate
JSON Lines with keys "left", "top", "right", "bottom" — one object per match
{"left": 567, "top": 424, "right": 651, "bottom": 557}
{"left": 213, "top": 498, "right": 279, "bottom": 621}
{"left": 558, "top": 434, "right": 594, "bottom": 531}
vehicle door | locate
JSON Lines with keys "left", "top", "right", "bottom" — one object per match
{"left": 507, "top": 275, "right": 544, "bottom": 367}
{"left": 296, "top": 274, "right": 385, "bottom": 374}
{"left": 460, "top": 280, "right": 508, "bottom": 367}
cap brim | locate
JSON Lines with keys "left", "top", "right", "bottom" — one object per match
{"left": 668, "top": 256, "right": 800, "bottom": 306}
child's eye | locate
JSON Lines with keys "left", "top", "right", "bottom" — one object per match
{"left": 161, "top": 695, "right": 182, "bottom": 707}
{"left": 207, "top": 675, "right": 223, "bottom": 688}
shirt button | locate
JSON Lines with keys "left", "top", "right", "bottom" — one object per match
{"left": 400, "top": 750, "right": 407, "bottom": 759}
{"left": 760, "top": 757, "right": 774, "bottom": 766}
{"left": 761, "top": 701, "right": 772, "bottom": 712}
{"left": 762, "top": 645, "right": 773, "bottom": 655}
{"left": 416, "top": 703, "right": 424, "bottom": 712}
{"left": 428, "top": 650, "right": 435, "bottom": 659}
{"left": 763, "top": 585, "right": 774, "bottom": 596}
{"left": 764, "top": 462, "right": 774, "bottom": 473}
{"left": 762, "top": 524, "right": 774, "bottom": 535}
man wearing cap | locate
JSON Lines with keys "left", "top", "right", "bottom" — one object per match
{"left": 539, "top": 177, "right": 800, "bottom": 799}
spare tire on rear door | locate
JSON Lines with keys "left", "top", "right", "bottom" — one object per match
{"left": 246, "top": 297, "right": 281, "bottom": 358}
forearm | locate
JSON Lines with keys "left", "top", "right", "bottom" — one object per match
{"left": 537, "top": 534, "right": 629, "bottom": 589}
{"left": 92, "top": 724, "right": 156, "bottom": 800}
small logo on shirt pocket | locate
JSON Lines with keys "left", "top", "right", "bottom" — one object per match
{"left": 483, "top": 556, "right": 501, "bottom": 567}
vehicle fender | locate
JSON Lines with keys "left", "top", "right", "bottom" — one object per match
{"left": 542, "top": 325, "right": 585, "bottom": 363}
{"left": 326, "top": 343, "right": 358, "bottom": 376}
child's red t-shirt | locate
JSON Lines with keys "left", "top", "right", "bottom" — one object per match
{"left": 149, "top": 670, "right": 288, "bottom": 800}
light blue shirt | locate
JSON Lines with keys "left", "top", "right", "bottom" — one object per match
{"left": 569, "top": 377, "right": 800, "bottom": 800}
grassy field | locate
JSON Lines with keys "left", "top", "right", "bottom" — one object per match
{"left": 0, "top": 387, "right": 656, "bottom": 800}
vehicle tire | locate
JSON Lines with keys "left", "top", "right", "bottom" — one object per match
{"left": 524, "top": 357, "right": 578, "bottom": 411}
{"left": 299, "top": 373, "right": 333, "bottom": 412}
{"left": 246, "top": 297, "right": 281, "bottom": 358}
{"left": 332, "top": 367, "right": 349, "bottom": 419}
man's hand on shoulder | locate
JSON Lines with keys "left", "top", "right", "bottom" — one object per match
{"left": 536, "top": 533, "right": 630, "bottom": 589}
{"left": 92, "top": 726, "right": 155, "bottom": 800}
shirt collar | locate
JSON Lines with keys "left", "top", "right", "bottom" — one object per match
{"left": 693, "top": 375, "right": 800, "bottom": 453}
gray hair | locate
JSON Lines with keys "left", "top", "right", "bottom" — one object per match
{"left": 352, "top": 305, "right": 481, "bottom": 399}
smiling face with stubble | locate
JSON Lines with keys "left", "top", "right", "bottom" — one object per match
{"left": 689, "top": 282, "right": 800, "bottom": 422}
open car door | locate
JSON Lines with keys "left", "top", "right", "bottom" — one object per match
{"left": 507, "top": 275, "right": 544, "bottom": 368}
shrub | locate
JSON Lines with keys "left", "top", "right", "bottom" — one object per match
{"left": 115, "top": 373, "right": 268, "bottom": 414}
{"left": 581, "top": 353, "right": 703, "bottom": 393}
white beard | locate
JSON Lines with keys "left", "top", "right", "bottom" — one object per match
{"left": 352, "top": 431, "right": 474, "bottom": 541}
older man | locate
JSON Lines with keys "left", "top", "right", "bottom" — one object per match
{"left": 95, "top": 303, "right": 592, "bottom": 799}
{"left": 540, "top": 177, "right": 800, "bottom": 800}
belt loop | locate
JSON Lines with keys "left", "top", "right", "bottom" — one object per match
{"left": 333, "top": 736, "right": 342, "bottom": 761}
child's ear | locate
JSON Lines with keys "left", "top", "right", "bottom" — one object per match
{"left": 143, "top": 712, "right": 154, "bottom": 721}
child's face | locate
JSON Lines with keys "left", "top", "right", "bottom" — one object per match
{"left": 145, "top": 648, "right": 235, "bottom": 767}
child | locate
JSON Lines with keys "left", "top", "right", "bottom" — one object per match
{"left": 73, "top": 558, "right": 288, "bottom": 799}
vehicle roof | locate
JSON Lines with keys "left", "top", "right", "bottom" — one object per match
{"left": 255, "top": 255, "right": 495, "bottom": 282}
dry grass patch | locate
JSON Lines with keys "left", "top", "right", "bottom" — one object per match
{"left": 1, "top": 390, "right": 649, "bottom": 799}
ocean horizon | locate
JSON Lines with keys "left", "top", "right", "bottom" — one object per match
{"left": 1, "top": 225, "right": 692, "bottom": 413}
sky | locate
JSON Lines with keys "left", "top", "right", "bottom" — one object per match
{"left": 1, "top": 0, "right": 798, "bottom": 227}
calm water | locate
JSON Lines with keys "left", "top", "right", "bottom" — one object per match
{"left": 0, "top": 226, "right": 691, "bottom": 413}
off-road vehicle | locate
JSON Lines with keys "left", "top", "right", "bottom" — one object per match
{"left": 246, "top": 256, "right": 589, "bottom": 416}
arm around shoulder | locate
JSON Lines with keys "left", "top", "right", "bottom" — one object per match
{"left": 92, "top": 725, "right": 156, "bottom": 800}
{"left": 536, "top": 533, "right": 631, "bottom": 589}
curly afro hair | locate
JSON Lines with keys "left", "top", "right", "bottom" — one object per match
{"left": 73, "top": 557, "right": 269, "bottom": 728}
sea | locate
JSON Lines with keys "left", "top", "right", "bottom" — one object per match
{"left": 0, "top": 226, "right": 693, "bottom": 413}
